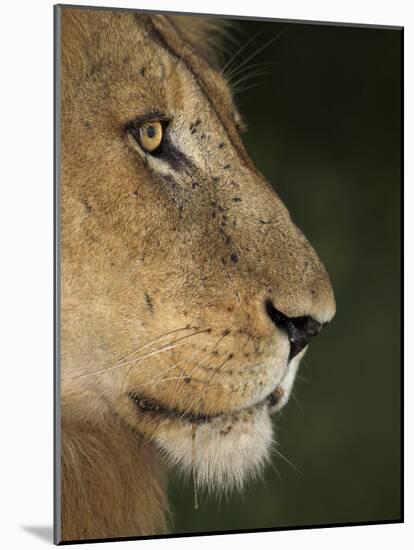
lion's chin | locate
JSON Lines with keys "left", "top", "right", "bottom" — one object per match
{"left": 127, "top": 350, "right": 307, "bottom": 492}
{"left": 149, "top": 403, "right": 274, "bottom": 492}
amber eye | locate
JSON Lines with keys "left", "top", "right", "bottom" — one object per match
{"left": 139, "top": 121, "right": 164, "bottom": 153}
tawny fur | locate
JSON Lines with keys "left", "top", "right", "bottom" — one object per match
{"left": 61, "top": 415, "right": 169, "bottom": 540}
{"left": 59, "top": 7, "right": 335, "bottom": 542}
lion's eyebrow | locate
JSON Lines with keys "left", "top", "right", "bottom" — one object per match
{"left": 124, "top": 111, "right": 170, "bottom": 128}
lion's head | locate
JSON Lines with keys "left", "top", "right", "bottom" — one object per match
{"left": 61, "top": 10, "right": 335, "bottom": 493}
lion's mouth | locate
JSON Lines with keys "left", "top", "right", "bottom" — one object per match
{"left": 128, "top": 386, "right": 284, "bottom": 425}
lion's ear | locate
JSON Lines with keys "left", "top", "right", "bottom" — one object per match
{"left": 168, "top": 15, "right": 233, "bottom": 69}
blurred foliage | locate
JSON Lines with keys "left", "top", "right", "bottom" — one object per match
{"left": 168, "top": 19, "right": 402, "bottom": 533}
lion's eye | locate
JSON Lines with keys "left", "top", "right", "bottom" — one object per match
{"left": 138, "top": 121, "right": 164, "bottom": 153}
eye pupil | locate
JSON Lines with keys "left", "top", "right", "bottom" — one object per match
{"left": 147, "top": 126, "right": 156, "bottom": 138}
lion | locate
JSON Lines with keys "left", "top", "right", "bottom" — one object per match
{"left": 58, "top": 7, "right": 336, "bottom": 542}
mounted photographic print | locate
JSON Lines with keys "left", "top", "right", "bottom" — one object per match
{"left": 54, "top": 4, "right": 403, "bottom": 544}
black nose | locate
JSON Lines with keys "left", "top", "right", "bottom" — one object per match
{"left": 265, "top": 300, "right": 323, "bottom": 360}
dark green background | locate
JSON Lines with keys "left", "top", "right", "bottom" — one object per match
{"left": 169, "top": 19, "right": 402, "bottom": 532}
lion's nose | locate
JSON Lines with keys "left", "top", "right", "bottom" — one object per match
{"left": 265, "top": 299, "right": 323, "bottom": 360}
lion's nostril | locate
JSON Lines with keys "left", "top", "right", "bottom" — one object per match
{"left": 264, "top": 299, "right": 323, "bottom": 361}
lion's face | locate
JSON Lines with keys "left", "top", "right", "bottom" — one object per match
{"left": 61, "top": 11, "right": 335, "bottom": 490}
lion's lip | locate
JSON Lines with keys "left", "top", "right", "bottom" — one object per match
{"left": 128, "top": 386, "right": 283, "bottom": 425}
{"left": 129, "top": 391, "right": 215, "bottom": 424}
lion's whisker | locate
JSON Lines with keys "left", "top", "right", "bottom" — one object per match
{"left": 227, "top": 25, "right": 292, "bottom": 83}
{"left": 221, "top": 24, "right": 270, "bottom": 76}
{"left": 119, "top": 329, "right": 212, "bottom": 394}
{"left": 112, "top": 325, "right": 192, "bottom": 366}
{"left": 119, "top": 341, "right": 201, "bottom": 397}
{"left": 67, "top": 328, "right": 209, "bottom": 382}
{"left": 270, "top": 443, "right": 304, "bottom": 476}
{"left": 71, "top": 340, "right": 186, "bottom": 384}
{"left": 140, "top": 376, "right": 187, "bottom": 387}
{"left": 119, "top": 329, "right": 215, "bottom": 399}
{"left": 194, "top": 356, "right": 231, "bottom": 413}
{"left": 173, "top": 347, "right": 204, "bottom": 392}
{"left": 226, "top": 60, "right": 282, "bottom": 82}
{"left": 133, "top": 359, "right": 191, "bottom": 391}
{"left": 174, "top": 332, "right": 225, "bottom": 395}
{"left": 115, "top": 329, "right": 208, "bottom": 368}
{"left": 116, "top": 341, "right": 189, "bottom": 369}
